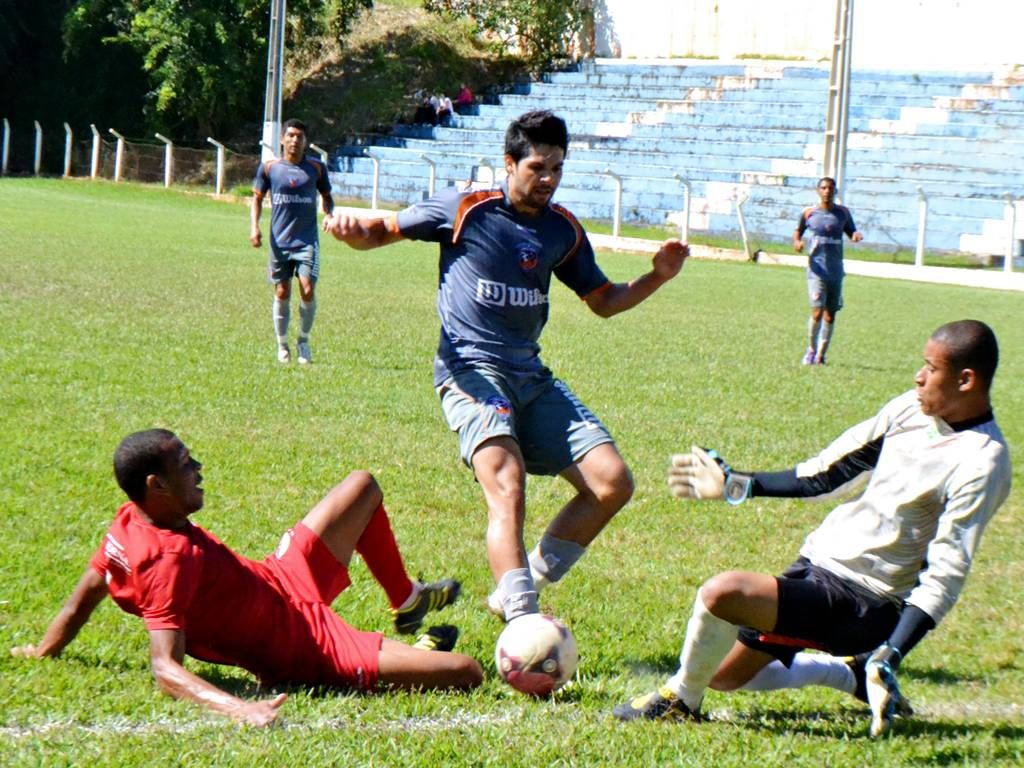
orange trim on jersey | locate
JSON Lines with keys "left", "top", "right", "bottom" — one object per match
{"left": 757, "top": 632, "right": 828, "bottom": 651}
{"left": 550, "top": 203, "right": 585, "bottom": 268}
{"left": 452, "top": 190, "right": 505, "bottom": 244}
{"left": 580, "top": 280, "right": 612, "bottom": 301}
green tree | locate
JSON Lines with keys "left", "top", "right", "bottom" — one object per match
{"left": 422, "top": 0, "right": 591, "bottom": 72}
{"left": 62, "top": 0, "right": 372, "bottom": 141}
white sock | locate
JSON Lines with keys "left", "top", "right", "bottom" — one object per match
{"left": 664, "top": 591, "right": 738, "bottom": 711}
{"left": 739, "top": 654, "right": 855, "bottom": 694}
{"left": 808, "top": 316, "right": 822, "bottom": 349}
{"left": 273, "top": 297, "right": 290, "bottom": 345}
{"left": 527, "top": 534, "right": 586, "bottom": 590}
{"left": 496, "top": 568, "right": 538, "bottom": 621}
{"left": 817, "top": 321, "right": 834, "bottom": 358}
{"left": 299, "top": 298, "right": 317, "bottom": 339}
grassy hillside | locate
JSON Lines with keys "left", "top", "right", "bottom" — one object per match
{"left": 283, "top": 0, "right": 525, "bottom": 140}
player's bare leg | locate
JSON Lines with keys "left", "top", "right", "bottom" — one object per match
{"left": 300, "top": 470, "right": 383, "bottom": 566}
{"left": 377, "top": 637, "right": 483, "bottom": 690}
{"left": 472, "top": 437, "right": 537, "bottom": 619}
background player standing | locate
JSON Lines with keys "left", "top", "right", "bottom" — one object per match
{"left": 793, "top": 176, "right": 863, "bottom": 365}
{"left": 250, "top": 119, "right": 334, "bottom": 365}
{"left": 324, "top": 110, "right": 688, "bottom": 624}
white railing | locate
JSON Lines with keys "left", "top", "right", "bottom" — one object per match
{"left": 155, "top": 133, "right": 174, "bottom": 187}
{"left": 206, "top": 137, "right": 226, "bottom": 195}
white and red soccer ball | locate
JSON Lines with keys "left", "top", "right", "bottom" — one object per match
{"left": 494, "top": 613, "right": 578, "bottom": 696}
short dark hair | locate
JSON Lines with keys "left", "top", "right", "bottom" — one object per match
{"left": 504, "top": 110, "right": 569, "bottom": 162}
{"left": 931, "top": 319, "right": 999, "bottom": 388}
{"left": 818, "top": 176, "right": 836, "bottom": 187}
{"left": 113, "top": 429, "right": 178, "bottom": 504}
{"left": 283, "top": 118, "right": 308, "bottom": 136}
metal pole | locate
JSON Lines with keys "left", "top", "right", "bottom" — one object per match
{"left": 261, "top": 0, "right": 287, "bottom": 162}
{"left": 207, "top": 138, "right": 226, "bottom": 195}
{"left": 836, "top": 0, "right": 855, "bottom": 196}
{"left": 421, "top": 154, "right": 437, "bottom": 197}
{"left": 914, "top": 186, "right": 927, "bottom": 267}
{"left": 1005, "top": 193, "right": 1017, "bottom": 274}
{"left": 735, "top": 190, "right": 752, "bottom": 260}
{"left": 367, "top": 151, "right": 381, "bottom": 209}
{"left": 1, "top": 118, "right": 9, "bottom": 175}
{"left": 63, "top": 123, "right": 73, "bottom": 177}
{"left": 156, "top": 133, "right": 174, "bottom": 187}
{"left": 674, "top": 173, "right": 691, "bottom": 243}
{"left": 90, "top": 124, "right": 101, "bottom": 179}
{"left": 33, "top": 120, "right": 43, "bottom": 175}
{"left": 600, "top": 168, "right": 622, "bottom": 238}
{"left": 309, "top": 142, "right": 328, "bottom": 165}
{"left": 109, "top": 128, "right": 126, "bottom": 182}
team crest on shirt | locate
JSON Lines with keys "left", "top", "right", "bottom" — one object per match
{"left": 517, "top": 244, "right": 540, "bottom": 272}
{"left": 485, "top": 395, "right": 512, "bottom": 420}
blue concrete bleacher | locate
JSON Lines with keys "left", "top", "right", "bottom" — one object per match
{"left": 329, "top": 60, "right": 1024, "bottom": 255}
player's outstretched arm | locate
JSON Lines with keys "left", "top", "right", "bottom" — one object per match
{"left": 323, "top": 212, "right": 404, "bottom": 250}
{"left": 149, "top": 628, "right": 287, "bottom": 727}
{"left": 10, "top": 567, "right": 108, "bottom": 659}
{"left": 584, "top": 239, "right": 687, "bottom": 318}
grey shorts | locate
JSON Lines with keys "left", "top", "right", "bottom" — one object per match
{"left": 269, "top": 242, "right": 319, "bottom": 284}
{"left": 807, "top": 273, "right": 843, "bottom": 313}
{"left": 437, "top": 365, "right": 615, "bottom": 476}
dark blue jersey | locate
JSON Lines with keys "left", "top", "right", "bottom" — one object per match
{"left": 397, "top": 185, "right": 611, "bottom": 384}
{"left": 796, "top": 204, "right": 857, "bottom": 282}
{"left": 253, "top": 157, "right": 332, "bottom": 249}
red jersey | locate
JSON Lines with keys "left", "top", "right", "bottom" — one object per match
{"left": 90, "top": 503, "right": 380, "bottom": 688}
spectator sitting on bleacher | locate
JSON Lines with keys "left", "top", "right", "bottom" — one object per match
{"left": 437, "top": 94, "right": 454, "bottom": 125}
{"left": 414, "top": 94, "right": 438, "bottom": 126}
{"left": 455, "top": 84, "right": 473, "bottom": 114}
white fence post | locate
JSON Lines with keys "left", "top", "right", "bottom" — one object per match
{"left": 90, "top": 124, "right": 101, "bottom": 179}
{"left": 366, "top": 150, "right": 381, "bottom": 210}
{"left": 309, "top": 142, "right": 328, "bottom": 165}
{"left": 477, "top": 158, "right": 495, "bottom": 189}
{"left": 421, "top": 154, "right": 436, "bottom": 198}
{"left": 63, "top": 123, "right": 73, "bottom": 177}
{"left": 206, "top": 137, "right": 226, "bottom": 195}
{"left": 600, "top": 168, "right": 623, "bottom": 238}
{"left": 33, "top": 120, "right": 43, "bottom": 175}
{"left": 735, "top": 189, "right": 752, "bottom": 260}
{"left": 1, "top": 118, "right": 9, "bottom": 175}
{"left": 1004, "top": 193, "right": 1018, "bottom": 274}
{"left": 155, "top": 133, "right": 174, "bottom": 188}
{"left": 673, "top": 173, "right": 691, "bottom": 243}
{"left": 915, "top": 186, "right": 928, "bottom": 267}
{"left": 109, "top": 128, "right": 126, "bottom": 182}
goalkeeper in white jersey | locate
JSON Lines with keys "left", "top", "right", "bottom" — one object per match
{"left": 613, "top": 319, "right": 1010, "bottom": 737}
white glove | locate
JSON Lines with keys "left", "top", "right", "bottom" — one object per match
{"left": 667, "top": 447, "right": 726, "bottom": 500}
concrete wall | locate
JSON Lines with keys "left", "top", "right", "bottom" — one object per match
{"left": 596, "top": 0, "right": 1024, "bottom": 71}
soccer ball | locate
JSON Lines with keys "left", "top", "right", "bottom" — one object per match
{"left": 494, "top": 613, "right": 578, "bottom": 696}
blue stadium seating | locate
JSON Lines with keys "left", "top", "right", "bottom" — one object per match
{"left": 329, "top": 60, "right": 1024, "bottom": 256}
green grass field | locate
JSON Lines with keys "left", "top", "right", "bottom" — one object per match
{"left": 1, "top": 179, "right": 1022, "bottom": 766}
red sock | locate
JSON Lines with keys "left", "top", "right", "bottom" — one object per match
{"left": 355, "top": 503, "right": 414, "bottom": 608}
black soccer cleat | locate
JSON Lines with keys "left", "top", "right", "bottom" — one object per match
{"left": 392, "top": 578, "right": 461, "bottom": 635}
{"left": 412, "top": 624, "right": 459, "bottom": 653}
{"left": 612, "top": 687, "right": 702, "bottom": 722}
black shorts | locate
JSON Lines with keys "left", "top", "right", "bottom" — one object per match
{"left": 737, "top": 557, "right": 901, "bottom": 666}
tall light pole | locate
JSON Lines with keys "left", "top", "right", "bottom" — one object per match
{"left": 823, "top": 0, "right": 854, "bottom": 197}
{"left": 261, "top": 0, "right": 287, "bottom": 161}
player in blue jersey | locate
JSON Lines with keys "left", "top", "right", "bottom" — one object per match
{"left": 250, "top": 119, "right": 334, "bottom": 364}
{"left": 793, "top": 177, "right": 862, "bottom": 366}
{"left": 324, "top": 110, "right": 688, "bottom": 623}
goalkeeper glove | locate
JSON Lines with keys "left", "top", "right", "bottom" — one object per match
{"left": 667, "top": 446, "right": 753, "bottom": 504}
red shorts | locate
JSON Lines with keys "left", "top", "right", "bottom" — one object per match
{"left": 264, "top": 522, "right": 383, "bottom": 690}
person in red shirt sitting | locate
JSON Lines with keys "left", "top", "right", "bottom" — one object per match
{"left": 11, "top": 429, "right": 482, "bottom": 727}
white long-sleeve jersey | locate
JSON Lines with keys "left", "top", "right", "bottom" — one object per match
{"left": 785, "top": 390, "right": 1011, "bottom": 624}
